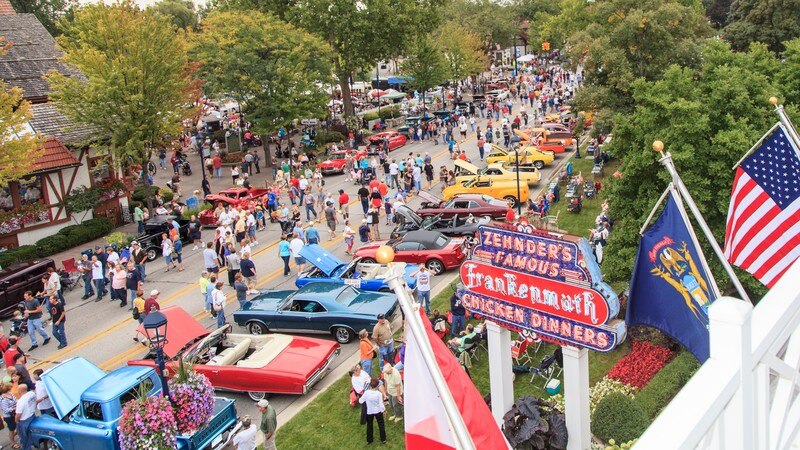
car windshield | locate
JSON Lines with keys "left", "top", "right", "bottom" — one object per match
{"left": 329, "top": 154, "right": 346, "bottom": 160}
{"left": 433, "top": 234, "right": 450, "bottom": 248}
{"left": 335, "top": 286, "right": 359, "bottom": 306}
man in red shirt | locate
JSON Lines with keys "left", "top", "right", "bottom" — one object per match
{"left": 143, "top": 290, "right": 161, "bottom": 316}
{"left": 457, "top": 151, "right": 468, "bottom": 161}
{"left": 378, "top": 180, "right": 389, "bottom": 198}
{"left": 369, "top": 177, "right": 379, "bottom": 192}
{"left": 338, "top": 189, "right": 350, "bottom": 220}
{"left": 290, "top": 176, "right": 300, "bottom": 190}
{"left": 3, "top": 336, "right": 22, "bottom": 368}
{"left": 212, "top": 155, "right": 222, "bottom": 178}
{"left": 505, "top": 208, "right": 516, "bottom": 223}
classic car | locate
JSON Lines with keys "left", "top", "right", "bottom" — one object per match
{"left": 397, "top": 115, "right": 434, "bottom": 138}
{"left": 129, "top": 307, "right": 339, "bottom": 400}
{"left": 442, "top": 177, "right": 530, "bottom": 207}
{"left": 199, "top": 187, "right": 270, "bottom": 226}
{"left": 233, "top": 283, "right": 399, "bottom": 344}
{"left": 31, "top": 357, "right": 237, "bottom": 450}
{"left": 366, "top": 131, "right": 407, "bottom": 154}
{"left": 541, "top": 122, "right": 571, "bottom": 134}
{"left": 315, "top": 149, "right": 367, "bottom": 175}
{"left": 135, "top": 215, "right": 191, "bottom": 261}
{"left": 354, "top": 230, "right": 467, "bottom": 275}
{"left": 485, "top": 144, "right": 555, "bottom": 169}
{"left": 0, "top": 258, "right": 55, "bottom": 318}
{"left": 416, "top": 192, "right": 511, "bottom": 220}
{"left": 514, "top": 129, "right": 567, "bottom": 154}
{"left": 453, "top": 159, "right": 541, "bottom": 185}
{"left": 531, "top": 127, "right": 574, "bottom": 147}
{"left": 390, "top": 204, "right": 490, "bottom": 241}
{"left": 296, "top": 244, "right": 418, "bottom": 291}
{"left": 485, "top": 89, "right": 510, "bottom": 100}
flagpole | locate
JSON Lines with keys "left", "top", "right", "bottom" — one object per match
{"left": 732, "top": 122, "right": 780, "bottom": 170}
{"left": 771, "top": 97, "right": 800, "bottom": 155}
{"left": 653, "top": 141, "right": 753, "bottom": 304}
{"left": 639, "top": 186, "right": 671, "bottom": 235}
{"left": 381, "top": 255, "right": 477, "bottom": 450}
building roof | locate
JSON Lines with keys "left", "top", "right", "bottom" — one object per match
{"left": 0, "top": 14, "right": 81, "bottom": 101}
{"left": 31, "top": 136, "right": 81, "bottom": 173}
{"left": 28, "top": 102, "right": 95, "bottom": 145}
{"left": 0, "top": 0, "right": 14, "bottom": 15}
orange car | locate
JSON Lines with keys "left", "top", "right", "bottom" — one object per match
{"left": 514, "top": 129, "right": 568, "bottom": 154}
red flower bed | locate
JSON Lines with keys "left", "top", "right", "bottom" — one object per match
{"left": 608, "top": 340, "right": 675, "bottom": 389}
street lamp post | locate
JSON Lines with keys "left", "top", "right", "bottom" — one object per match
{"left": 142, "top": 311, "right": 170, "bottom": 399}
{"left": 513, "top": 38, "right": 518, "bottom": 78}
{"left": 375, "top": 65, "right": 381, "bottom": 116}
{"left": 511, "top": 138, "right": 522, "bottom": 216}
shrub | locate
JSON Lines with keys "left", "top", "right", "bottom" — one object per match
{"left": 104, "top": 232, "right": 136, "bottom": 250}
{"left": 608, "top": 340, "right": 675, "bottom": 389}
{"left": 591, "top": 393, "right": 649, "bottom": 444}
{"left": 132, "top": 185, "right": 162, "bottom": 204}
{"left": 549, "top": 376, "right": 636, "bottom": 417}
{"left": 362, "top": 112, "right": 380, "bottom": 121}
{"left": 378, "top": 105, "right": 402, "bottom": 120}
{"left": 0, "top": 245, "right": 39, "bottom": 268}
{"left": 502, "top": 396, "right": 567, "bottom": 450}
{"left": 316, "top": 130, "right": 346, "bottom": 146}
{"left": 634, "top": 351, "right": 700, "bottom": 418}
{"left": 159, "top": 188, "right": 174, "bottom": 203}
{"left": 628, "top": 326, "right": 677, "bottom": 350}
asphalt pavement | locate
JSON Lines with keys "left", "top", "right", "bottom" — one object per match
{"left": 3, "top": 93, "right": 574, "bottom": 448}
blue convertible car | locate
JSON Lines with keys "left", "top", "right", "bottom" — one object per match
{"left": 233, "top": 283, "right": 399, "bottom": 344}
{"left": 296, "top": 244, "right": 418, "bottom": 291}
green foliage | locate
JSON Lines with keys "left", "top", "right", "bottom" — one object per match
{"left": 34, "top": 218, "right": 113, "bottom": 256}
{"left": 104, "top": 231, "right": 136, "bottom": 249}
{"left": 591, "top": 392, "right": 649, "bottom": 444}
{"left": 779, "top": 39, "right": 800, "bottom": 106}
{"left": 378, "top": 106, "right": 403, "bottom": 121}
{"left": 47, "top": 3, "right": 198, "bottom": 174}
{"left": 0, "top": 245, "right": 39, "bottom": 269}
{"left": 445, "top": 0, "right": 517, "bottom": 51}
{"left": 634, "top": 351, "right": 700, "bottom": 418}
{"left": 401, "top": 36, "right": 450, "bottom": 104}
{"left": 289, "top": 0, "right": 445, "bottom": 116}
{"left": 132, "top": 185, "right": 163, "bottom": 204}
{"left": 10, "top": 0, "right": 75, "bottom": 36}
{"left": 315, "top": 130, "right": 346, "bottom": 146}
{"left": 434, "top": 21, "right": 488, "bottom": 80}
{"left": 159, "top": 188, "right": 175, "bottom": 203}
{"left": 361, "top": 112, "right": 380, "bottom": 121}
{"left": 150, "top": 0, "right": 198, "bottom": 30}
{"left": 191, "top": 10, "right": 332, "bottom": 134}
{"left": 724, "top": 0, "right": 800, "bottom": 53}
{"left": 603, "top": 40, "right": 777, "bottom": 298}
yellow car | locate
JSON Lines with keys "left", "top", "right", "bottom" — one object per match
{"left": 454, "top": 159, "right": 541, "bottom": 185}
{"left": 485, "top": 144, "right": 555, "bottom": 169}
{"left": 442, "top": 177, "right": 530, "bottom": 207}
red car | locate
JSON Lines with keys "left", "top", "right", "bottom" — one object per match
{"left": 128, "top": 307, "right": 340, "bottom": 400}
{"left": 354, "top": 230, "right": 466, "bottom": 275}
{"left": 416, "top": 191, "right": 511, "bottom": 221}
{"left": 367, "top": 131, "right": 407, "bottom": 154}
{"left": 315, "top": 149, "right": 367, "bottom": 175}
{"left": 199, "top": 187, "right": 269, "bottom": 226}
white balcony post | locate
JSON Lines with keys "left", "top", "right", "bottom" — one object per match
{"left": 563, "top": 345, "right": 591, "bottom": 450}
{"left": 709, "top": 297, "right": 755, "bottom": 450}
{"left": 486, "top": 321, "right": 514, "bottom": 426}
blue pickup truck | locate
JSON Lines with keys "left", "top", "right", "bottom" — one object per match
{"left": 29, "top": 357, "right": 238, "bottom": 450}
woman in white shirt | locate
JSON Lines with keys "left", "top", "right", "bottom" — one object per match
{"left": 161, "top": 234, "right": 176, "bottom": 272}
{"left": 359, "top": 378, "right": 387, "bottom": 445}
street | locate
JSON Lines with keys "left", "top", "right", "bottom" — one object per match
{"left": 8, "top": 94, "right": 572, "bottom": 447}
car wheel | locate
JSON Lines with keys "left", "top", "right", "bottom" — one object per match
{"left": 248, "top": 322, "right": 268, "bottom": 335}
{"left": 504, "top": 196, "right": 519, "bottom": 208}
{"left": 426, "top": 259, "right": 445, "bottom": 275}
{"left": 146, "top": 248, "right": 158, "bottom": 262}
{"left": 333, "top": 327, "right": 354, "bottom": 344}
{"left": 40, "top": 440, "right": 61, "bottom": 450}
{"left": 360, "top": 257, "right": 377, "bottom": 264}
{"left": 248, "top": 391, "right": 266, "bottom": 402}
{"left": 534, "top": 161, "right": 544, "bottom": 169}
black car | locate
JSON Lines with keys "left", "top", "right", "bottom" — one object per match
{"left": 135, "top": 215, "right": 191, "bottom": 261}
{"left": 0, "top": 259, "right": 55, "bottom": 317}
{"left": 390, "top": 205, "right": 488, "bottom": 244}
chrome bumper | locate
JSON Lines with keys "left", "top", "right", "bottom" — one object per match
{"left": 303, "top": 347, "right": 341, "bottom": 394}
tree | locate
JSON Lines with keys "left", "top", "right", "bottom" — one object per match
{"left": 435, "top": 21, "right": 488, "bottom": 80}
{"left": 47, "top": 3, "right": 198, "bottom": 207}
{"left": 0, "top": 83, "right": 41, "bottom": 186}
{"left": 602, "top": 40, "right": 781, "bottom": 299}
{"left": 401, "top": 37, "right": 450, "bottom": 105}
{"left": 779, "top": 38, "right": 800, "bottom": 106}
{"left": 150, "top": 0, "right": 198, "bottom": 30}
{"left": 191, "top": 10, "right": 332, "bottom": 133}
{"left": 289, "top": 0, "right": 445, "bottom": 117}
{"left": 10, "top": 0, "right": 75, "bottom": 36}
{"left": 724, "top": 0, "right": 800, "bottom": 53}
{"left": 445, "top": 0, "right": 518, "bottom": 51}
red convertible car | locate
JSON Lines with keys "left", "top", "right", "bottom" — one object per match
{"left": 416, "top": 191, "right": 511, "bottom": 221}
{"left": 367, "top": 132, "right": 407, "bottom": 154}
{"left": 354, "top": 230, "right": 467, "bottom": 274}
{"left": 315, "top": 149, "right": 367, "bottom": 175}
{"left": 199, "top": 187, "right": 269, "bottom": 226}
{"left": 128, "top": 307, "right": 340, "bottom": 400}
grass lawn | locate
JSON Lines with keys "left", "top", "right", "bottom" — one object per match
{"left": 276, "top": 151, "right": 629, "bottom": 450}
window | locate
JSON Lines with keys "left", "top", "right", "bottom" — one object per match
{"left": 18, "top": 176, "right": 43, "bottom": 206}
{"left": 395, "top": 242, "right": 421, "bottom": 251}
{"left": 0, "top": 185, "right": 13, "bottom": 211}
{"left": 433, "top": 235, "right": 450, "bottom": 248}
{"left": 82, "top": 401, "right": 104, "bottom": 421}
{"left": 302, "top": 301, "right": 326, "bottom": 314}
{"left": 119, "top": 378, "right": 155, "bottom": 407}
{"left": 335, "top": 287, "right": 358, "bottom": 306}
{"left": 468, "top": 201, "right": 480, "bottom": 209}
{"left": 88, "top": 157, "right": 114, "bottom": 186}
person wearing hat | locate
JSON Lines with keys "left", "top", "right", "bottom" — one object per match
{"left": 371, "top": 313, "right": 393, "bottom": 369}
{"left": 130, "top": 240, "right": 148, "bottom": 282}
{"left": 143, "top": 290, "right": 160, "bottom": 317}
{"left": 383, "top": 363, "right": 403, "bottom": 422}
{"left": 256, "top": 399, "right": 277, "bottom": 450}
{"left": 77, "top": 253, "right": 95, "bottom": 300}
{"left": 337, "top": 188, "right": 349, "bottom": 220}
{"left": 231, "top": 415, "right": 257, "bottom": 450}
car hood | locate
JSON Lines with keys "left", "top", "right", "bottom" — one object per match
{"left": 300, "top": 244, "right": 345, "bottom": 277}
{"left": 243, "top": 290, "right": 296, "bottom": 311}
{"left": 417, "top": 190, "right": 443, "bottom": 205}
{"left": 43, "top": 357, "right": 107, "bottom": 420}
{"left": 394, "top": 205, "right": 423, "bottom": 227}
{"left": 266, "top": 338, "right": 339, "bottom": 378}
{"left": 454, "top": 159, "right": 479, "bottom": 175}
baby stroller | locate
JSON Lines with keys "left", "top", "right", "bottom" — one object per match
{"left": 567, "top": 196, "right": 582, "bottom": 213}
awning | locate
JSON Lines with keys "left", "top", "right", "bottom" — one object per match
{"left": 516, "top": 54, "right": 536, "bottom": 63}
{"left": 380, "top": 92, "right": 407, "bottom": 100}
{"left": 388, "top": 76, "right": 413, "bottom": 84}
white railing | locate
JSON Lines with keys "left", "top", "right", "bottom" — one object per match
{"left": 635, "top": 257, "right": 800, "bottom": 450}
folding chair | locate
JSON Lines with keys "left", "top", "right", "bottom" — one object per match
{"left": 543, "top": 211, "right": 560, "bottom": 231}
{"left": 531, "top": 351, "right": 563, "bottom": 385}
{"left": 60, "top": 258, "right": 82, "bottom": 291}
{"left": 511, "top": 338, "right": 532, "bottom": 366}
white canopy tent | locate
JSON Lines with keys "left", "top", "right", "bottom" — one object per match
{"left": 516, "top": 54, "right": 536, "bottom": 63}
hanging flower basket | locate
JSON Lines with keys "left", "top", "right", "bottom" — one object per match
{"left": 118, "top": 391, "right": 178, "bottom": 450}
{"left": 168, "top": 360, "right": 215, "bottom": 434}
{"left": 0, "top": 203, "right": 49, "bottom": 234}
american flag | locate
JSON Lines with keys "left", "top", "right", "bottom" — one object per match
{"left": 724, "top": 124, "right": 800, "bottom": 288}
